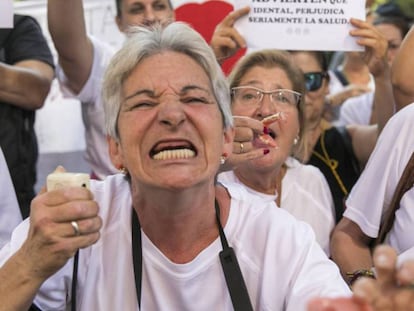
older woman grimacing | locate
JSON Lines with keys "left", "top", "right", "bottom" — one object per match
{"left": 0, "top": 22, "right": 351, "bottom": 310}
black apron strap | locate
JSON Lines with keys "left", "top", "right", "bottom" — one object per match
{"left": 215, "top": 200, "right": 254, "bottom": 311}
{"left": 71, "top": 251, "right": 79, "bottom": 311}
{"left": 132, "top": 209, "right": 143, "bottom": 308}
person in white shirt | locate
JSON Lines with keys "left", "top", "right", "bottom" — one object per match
{"left": 0, "top": 147, "right": 21, "bottom": 249}
{"left": 339, "top": 15, "right": 410, "bottom": 127}
{"left": 331, "top": 103, "right": 414, "bottom": 284}
{"left": 0, "top": 22, "right": 351, "bottom": 311}
{"left": 217, "top": 49, "right": 335, "bottom": 255}
{"left": 338, "top": 91, "right": 374, "bottom": 126}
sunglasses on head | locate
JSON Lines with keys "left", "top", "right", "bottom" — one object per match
{"left": 304, "top": 72, "right": 329, "bottom": 92}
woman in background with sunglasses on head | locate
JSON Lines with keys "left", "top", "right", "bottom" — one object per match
{"left": 290, "top": 18, "right": 394, "bottom": 223}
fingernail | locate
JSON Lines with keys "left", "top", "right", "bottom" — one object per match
{"left": 263, "top": 149, "right": 270, "bottom": 155}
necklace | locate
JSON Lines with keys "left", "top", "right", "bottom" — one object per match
{"left": 312, "top": 130, "right": 349, "bottom": 196}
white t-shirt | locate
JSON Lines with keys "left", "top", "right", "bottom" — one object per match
{"left": 338, "top": 92, "right": 374, "bottom": 126}
{"left": 0, "top": 148, "right": 21, "bottom": 248}
{"left": 0, "top": 174, "right": 349, "bottom": 311}
{"left": 218, "top": 157, "right": 335, "bottom": 256}
{"left": 344, "top": 103, "right": 414, "bottom": 256}
{"left": 56, "top": 36, "right": 118, "bottom": 179}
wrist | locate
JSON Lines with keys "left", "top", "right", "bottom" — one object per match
{"left": 346, "top": 269, "right": 376, "bottom": 286}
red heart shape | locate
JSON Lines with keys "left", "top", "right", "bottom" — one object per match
{"left": 175, "top": 0, "right": 246, "bottom": 75}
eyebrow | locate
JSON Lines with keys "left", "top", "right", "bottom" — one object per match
{"left": 180, "top": 85, "right": 211, "bottom": 95}
{"left": 128, "top": 0, "right": 169, "bottom": 8}
{"left": 240, "top": 83, "right": 286, "bottom": 90}
{"left": 124, "top": 89, "right": 155, "bottom": 101}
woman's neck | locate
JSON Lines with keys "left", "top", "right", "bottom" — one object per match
{"left": 235, "top": 164, "right": 282, "bottom": 196}
{"left": 302, "top": 118, "right": 331, "bottom": 162}
{"left": 132, "top": 183, "right": 230, "bottom": 263}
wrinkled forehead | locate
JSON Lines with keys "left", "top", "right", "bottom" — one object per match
{"left": 122, "top": 52, "right": 214, "bottom": 99}
{"left": 240, "top": 65, "right": 294, "bottom": 89}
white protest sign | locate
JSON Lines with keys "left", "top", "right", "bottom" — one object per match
{"left": 234, "top": 0, "right": 365, "bottom": 51}
{"left": 0, "top": 0, "right": 13, "bottom": 28}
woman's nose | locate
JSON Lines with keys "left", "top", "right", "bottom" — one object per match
{"left": 158, "top": 101, "right": 186, "bottom": 129}
{"left": 258, "top": 93, "right": 279, "bottom": 116}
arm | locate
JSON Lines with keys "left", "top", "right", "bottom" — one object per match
{"left": 326, "top": 84, "right": 371, "bottom": 109}
{"left": 0, "top": 60, "right": 54, "bottom": 110}
{"left": 0, "top": 182, "right": 101, "bottom": 309}
{"left": 0, "top": 250, "right": 45, "bottom": 311}
{"left": 308, "top": 245, "right": 414, "bottom": 311}
{"left": 330, "top": 217, "right": 374, "bottom": 283}
{"left": 47, "top": 0, "right": 94, "bottom": 93}
{"left": 350, "top": 18, "right": 394, "bottom": 134}
{"left": 347, "top": 124, "right": 376, "bottom": 169}
{"left": 391, "top": 26, "right": 414, "bottom": 111}
{"left": 347, "top": 18, "right": 394, "bottom": 167}
{"left": 210, "top": 6, "right": 250, "bottom": 63}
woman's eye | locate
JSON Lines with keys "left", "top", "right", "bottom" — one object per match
{"left": 275, "top": 93, "right": 289, "bottom": 104}
{"left": 242, "top": 93, "right": 255, "bottom": 100}
{"left": 182, "top": 97, "right": 208, "bottom": 104}
{"left": 281, "top": 96, "right": 289, "bottom": 103}
{"left": 130, "top": 101, "right": 155, "bottom": 110}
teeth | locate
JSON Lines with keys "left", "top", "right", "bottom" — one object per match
{"left": 262, "top": 111, "right": 287, "bottom": 125}
{"left": 153, "top": 148, "right": 196, "bottom": 160}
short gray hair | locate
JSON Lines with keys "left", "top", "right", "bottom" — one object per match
{"left": 102, "top": 22, "right": 233, "bottom": 141}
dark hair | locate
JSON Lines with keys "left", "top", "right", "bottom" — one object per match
{"left": 115, "top": 0, "right": 174, "bottom": 17}
{"left": 289, "top": 51, "right": 329, "bottom": 73}
{"left": 373, "top": 15, "right": 410, "bottom": 39}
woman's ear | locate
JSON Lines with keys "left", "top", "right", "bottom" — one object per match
{"left": 107, "top": 135, "right": 124, "bottom": 170}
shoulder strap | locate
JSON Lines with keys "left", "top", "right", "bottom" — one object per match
{"left": 376, "top": 152, "right": 414, "bottom": 245}
{"left": 215, "top": 200, "right": 253, "bottom": 311}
